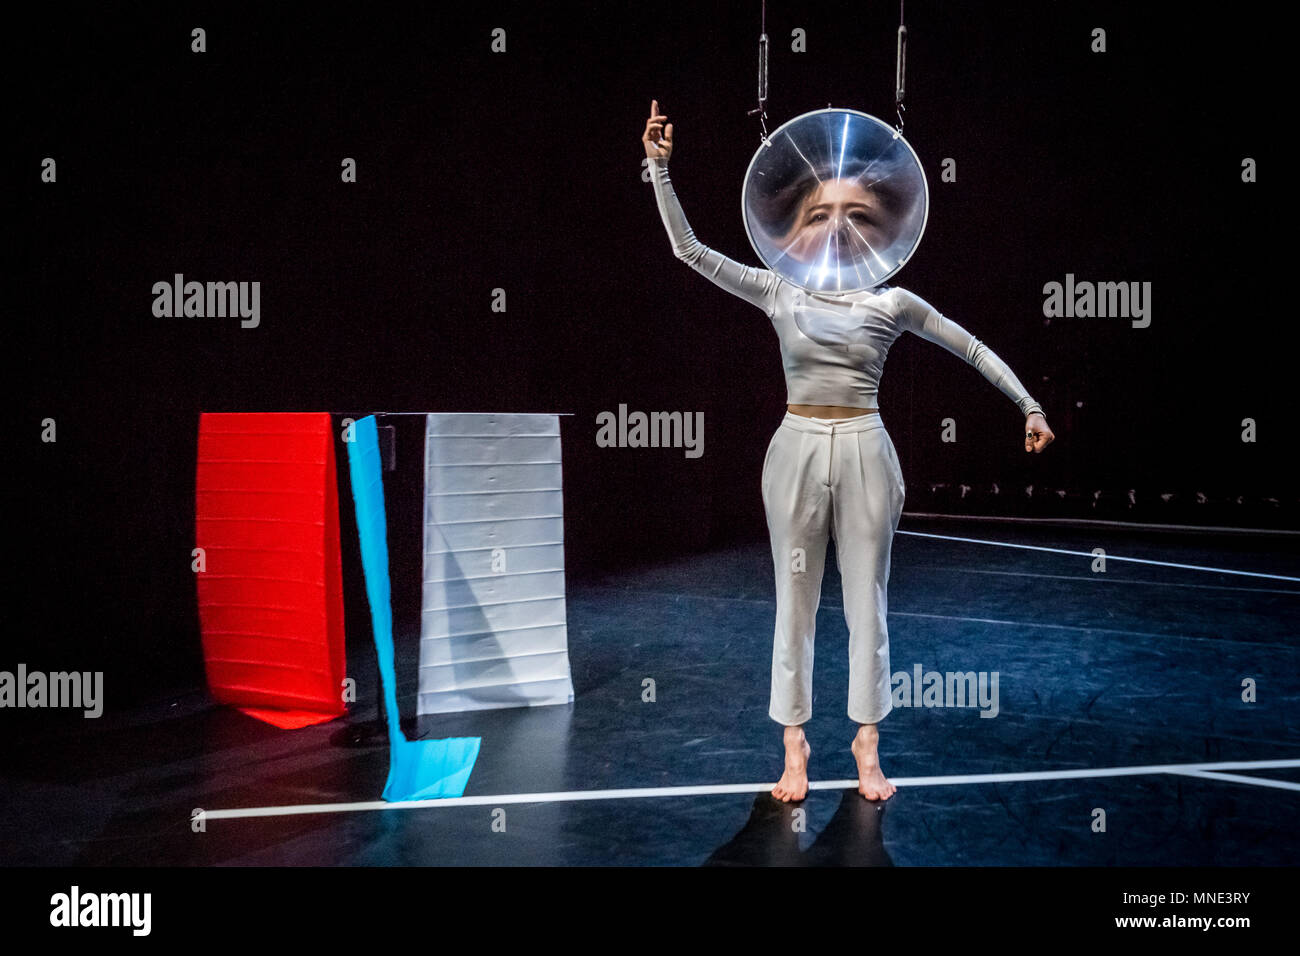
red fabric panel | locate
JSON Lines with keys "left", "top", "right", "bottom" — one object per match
{"left": 195, "top": 413, "right": 347, "bottom": 728}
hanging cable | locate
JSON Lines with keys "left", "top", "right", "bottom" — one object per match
{"left": 895, "top": 0, "right": 907, "bottom": 131}
{"left": 746, "top": 0, "right": 771, "bottom": 145}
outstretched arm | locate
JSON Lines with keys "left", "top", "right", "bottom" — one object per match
{"left": 643, "top": 99, "right": 779, "bottom": 317}
{"left": 895, "top": 288, "right": 1055, "bottom": 453}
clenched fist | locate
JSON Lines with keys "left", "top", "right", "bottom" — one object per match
{"left": 1024, "top": 412, "right": 1055, "bottom": 453}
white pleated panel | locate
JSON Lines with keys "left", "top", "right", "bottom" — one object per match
{"left": 418, "top": 413, "right": 576, "bottom": 715}
{"left": 421, "top": 569, "right": 568, "bottom": 618}
{"left": 422, "top": 596, "right": 567, "bottom": 640}
{"left": 419, "top": 677, "right": 577, "bottom": 714}
{"left": 424, "top": 542, "right": 566, "bottom": 581}
{"left": 420, "top": 649, "right": 573, "bottom": 694}
{"left": 423, "top": 515, "right": 563, "bottom": 555}
{"left": 419, "top": 624, "right": 571, "bottom": 667}
{"left": 428, "top": 489, "right": 563, "bottom": 524}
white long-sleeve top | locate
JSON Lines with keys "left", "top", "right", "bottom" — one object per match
{"left": 648, "top": 156, "right": 1043, "bottom": 418}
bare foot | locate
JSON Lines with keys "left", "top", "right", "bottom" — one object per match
{"left": 772, "top": 725, "right": 811, "bottom": 802}
{"left": 851, "top": 724, "right": 896, "bottom": 801}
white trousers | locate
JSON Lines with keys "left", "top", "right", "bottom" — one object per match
{"left": 761, "top": 411, "right": 906, "bottom": 726}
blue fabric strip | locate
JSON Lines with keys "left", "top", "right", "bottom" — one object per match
{"left": 345, "top": 415, "right": 480, "bottom": 800}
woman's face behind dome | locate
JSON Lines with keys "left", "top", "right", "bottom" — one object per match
{"left": 778, "top": 178, "right": 897, "bottom": 267}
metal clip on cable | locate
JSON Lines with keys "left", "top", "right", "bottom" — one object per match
{"left": 747, "top": 0, "right": 771, "bottom": 146}
{"left": 894, "top": 22, "right": 907, "bottom": 132}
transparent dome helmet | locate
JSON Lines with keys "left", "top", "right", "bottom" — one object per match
{"left": 741, "top": 108, "right": 928, "bottom": 297}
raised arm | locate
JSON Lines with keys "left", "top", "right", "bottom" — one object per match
{"left": 895, "top": 288, "right": 1046, "bottom": 421}
{"left": 643, "top": 99, "right": 779, "bottom": 316}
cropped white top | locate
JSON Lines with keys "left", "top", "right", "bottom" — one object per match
{"left": 648, "top": 157, "right": 1043, "bottom": 418}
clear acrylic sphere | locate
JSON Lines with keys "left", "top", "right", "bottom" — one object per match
{"left": 742, "top": 108, "right": 929, "bottom": 294}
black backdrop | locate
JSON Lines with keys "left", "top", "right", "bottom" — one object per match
{"left": 11, "top": 1, "right": 1292, "bottom": 701}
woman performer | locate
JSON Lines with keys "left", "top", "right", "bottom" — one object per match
{"left": 642, "top": 99, "right": 1055, "bottom": 801}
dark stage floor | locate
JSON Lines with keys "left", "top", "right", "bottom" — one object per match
{"left": 3, "top": 517, "right": 1297, "bottom": 866}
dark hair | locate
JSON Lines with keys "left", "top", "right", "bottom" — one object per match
{"left": 751, "top": 153, "right": 913, "bottom": 241}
